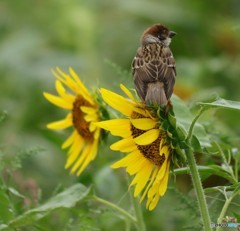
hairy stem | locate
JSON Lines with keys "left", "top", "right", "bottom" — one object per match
{"left": 185, "top": 107, "right": 212, "bottom": 230}
{"left": 185, "top": 146, "right": 212, "bottom": 230}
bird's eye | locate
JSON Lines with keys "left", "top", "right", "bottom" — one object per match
{"left": 157, "top": 35, "right": 165, "bottom": 40}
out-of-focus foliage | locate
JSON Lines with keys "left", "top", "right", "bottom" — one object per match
{"left": 0, "top": 0, "right": 240, "bottom": 230}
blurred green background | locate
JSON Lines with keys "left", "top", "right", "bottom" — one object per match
{"left": 0, "top": 0, "right": 240, "bottom": 230}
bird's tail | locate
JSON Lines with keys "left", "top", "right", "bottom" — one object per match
{"left": 145, "top": 81, "right": 167, "bottom": 105}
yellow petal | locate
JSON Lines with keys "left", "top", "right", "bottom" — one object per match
{"left": 155, "top": 157, "right": 169, "bottom": 182}
{"left": 62, "top": 130, "right": 77, "bottom": 149}
{"left": 134, "top": 129, "right": 159, "bottom": 145}
{"left": 69, "top": 68, "right": 94, "bottom": 105}
{"left": 111, "top": 150, "right": 141, "bottom": 169}
{"left": 130, "top": 162, "right": 152, "bottom": 197}
{"left": 43, "top": 92, "right": 72, "bottom": 110}
{"left": 159, "top": 161, "right": 170, "bottom": 196}
{"left": 54, "top": 67, "right": 95, "bottom": 106}
{"left": 55, "top": 80, "right": 66, "bottom": 95}
{"left": 81, "top": 106, "right": 97, "bottom": 115}
{"left": 89, "top": 122, "right": 96, "bottom": 132}
{"left": 110, "top": 137, "right": 136, "bottom": 152}
{"left": 90, "top": 137, "right": 99, "bottom": 160}
{"left": 120, "top": 84, "right": 136, "bottom": 102}
{"left": 76, "top": 140, "right": 98, "bottom": 176}
{"left": 100, "top": 88, "right": 135, "bottom": 116}
{"left": 140, "top": 167, "right": 159, "bottom": 203}
{"left": 130, "top": 118, "right": 157, "bottom": 130}
{"left": 148, "top": 193, "right": 161, "bottom": 211}
{"left": 65, "top": 134, "right": 84, "bottom": 169}
{"left": 84, "top": 113, "right": 98, "bottom": 122}
{"left": 47, "top": 114, "right": 72, "bottom": 130}
{"left": 148, "top": 159, "right": 170, "bottom": 198}
{"left": 69, "top": 142, "right": 91, "bottom": 174}
{"left": 146, "top": 163, "right": 170, "bottom": 210}
{"left": 147, "top": 183, "right": 159, "bottom": 200}
{"left": 126, "top": 154, "right": 147, "bottom": 175}
{"left": 55, "top": 81, "right": 75, "bottom": 104}
{"left": 52, "top": 68, "right": 77, "bottom": 93}
{"left": 93, "top": 127, "right": 101, "bottom": 140}
{"left": 160, "top": 145, "right": 170, "bottom": 157}
{"left": 132, "top": 107, "right": 149, "bottom": 117}
{"left": 95, "top": 119, "right": 131, "bottom": 138}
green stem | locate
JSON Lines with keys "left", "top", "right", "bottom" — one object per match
{"left": 216, "top": 197, "right": 233, "bottom": 231}
{"left": 91, "top": 195, "right": 137, "bottom": 224}
{"left": 185, "top": 146, "right": 212, "bottom": 230}
{"left": 214, "top": 142, "right": 237, "bottom": 183}
{"left": 234, "top": 156, "right": 238, "bottom": 180}
{"left": 129, "top": 189, "right": 146, "bottom": 231}
{"left": 186, "top": 107, "right": 205, "bottom": 140}
{"left": 185, "top": 107, "right": 212, "bottom": 230}
{"left": 216, "top": 186, "right": 240, "bottom": 231}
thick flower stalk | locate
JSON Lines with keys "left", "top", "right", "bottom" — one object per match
{"left": 96, "top": 84, "right": 175, "bottom": 211}
{"left": 43, "top": 67, "right": 101, "bottom": 176}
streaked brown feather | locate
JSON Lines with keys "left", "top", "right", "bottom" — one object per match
{"left": 132, "top": 43, "right": 176, "bottom": 105}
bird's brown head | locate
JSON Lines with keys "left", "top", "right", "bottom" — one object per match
{"left": 141, "top": 24, "right": 176, "bottom": 47}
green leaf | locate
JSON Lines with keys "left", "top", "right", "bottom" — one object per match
{"left": 8, "top": 187, "right": 25, "bottom": 199}
{"left": 0, "top": 190, "right": 14, "bottom": 223}
{"left": 232, "top": 183, "right": 240, "bottom": 197}
{"left": 174, "top": 165, "right": 235, "bottom": 183}
{"left": 197, "top": 98, "right": 240, "bottom": 111}
{"left": 7, "top": 184, "right": 91, "bottom": 229}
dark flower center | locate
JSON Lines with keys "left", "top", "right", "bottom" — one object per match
{"left": 131, "top": 111, "right": 166, "bottom": 166}
{"left": 72, "top": 95, "right": 94, "bottom": 141}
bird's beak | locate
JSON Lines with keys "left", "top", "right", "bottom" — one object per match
{"left": 169, "top": 31, "right": 177, "bottom": 38}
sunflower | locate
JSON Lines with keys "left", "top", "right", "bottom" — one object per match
{"left": 96, "top": 84, "right": 173, "bottom": 211}
{"left": 43, "top": 67, "right": 101, "bottom": 176}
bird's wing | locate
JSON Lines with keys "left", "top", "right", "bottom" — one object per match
{"left": 132, "top": 45, "right": 176, "bottom": 101}
{"left": 161, "top": 46, "right": 176, "bottom": 99}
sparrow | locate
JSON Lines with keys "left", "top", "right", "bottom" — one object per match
{"left": 132, "top": 24, "right": 177, "bottom": 106}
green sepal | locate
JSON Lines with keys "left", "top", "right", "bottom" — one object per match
{"left": 176, "top": 126, "right": 187, "bottom": 141}
{"left": 159, "top": 120, "right": 169, "bottom": 131}
{"left": 168, "top": 111, "right": 177, "bottom": 128}
{"left": 179, "top": 140, "right": 191, "bottom": 150}
{"left": 191, "top": 135, "right": 202, "bottom": 153}
{"left": 175, "top": 145, "right": 187, "bottom": 163}
{"left": 167, "top": 129, "right": 173, "bottom": 139}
